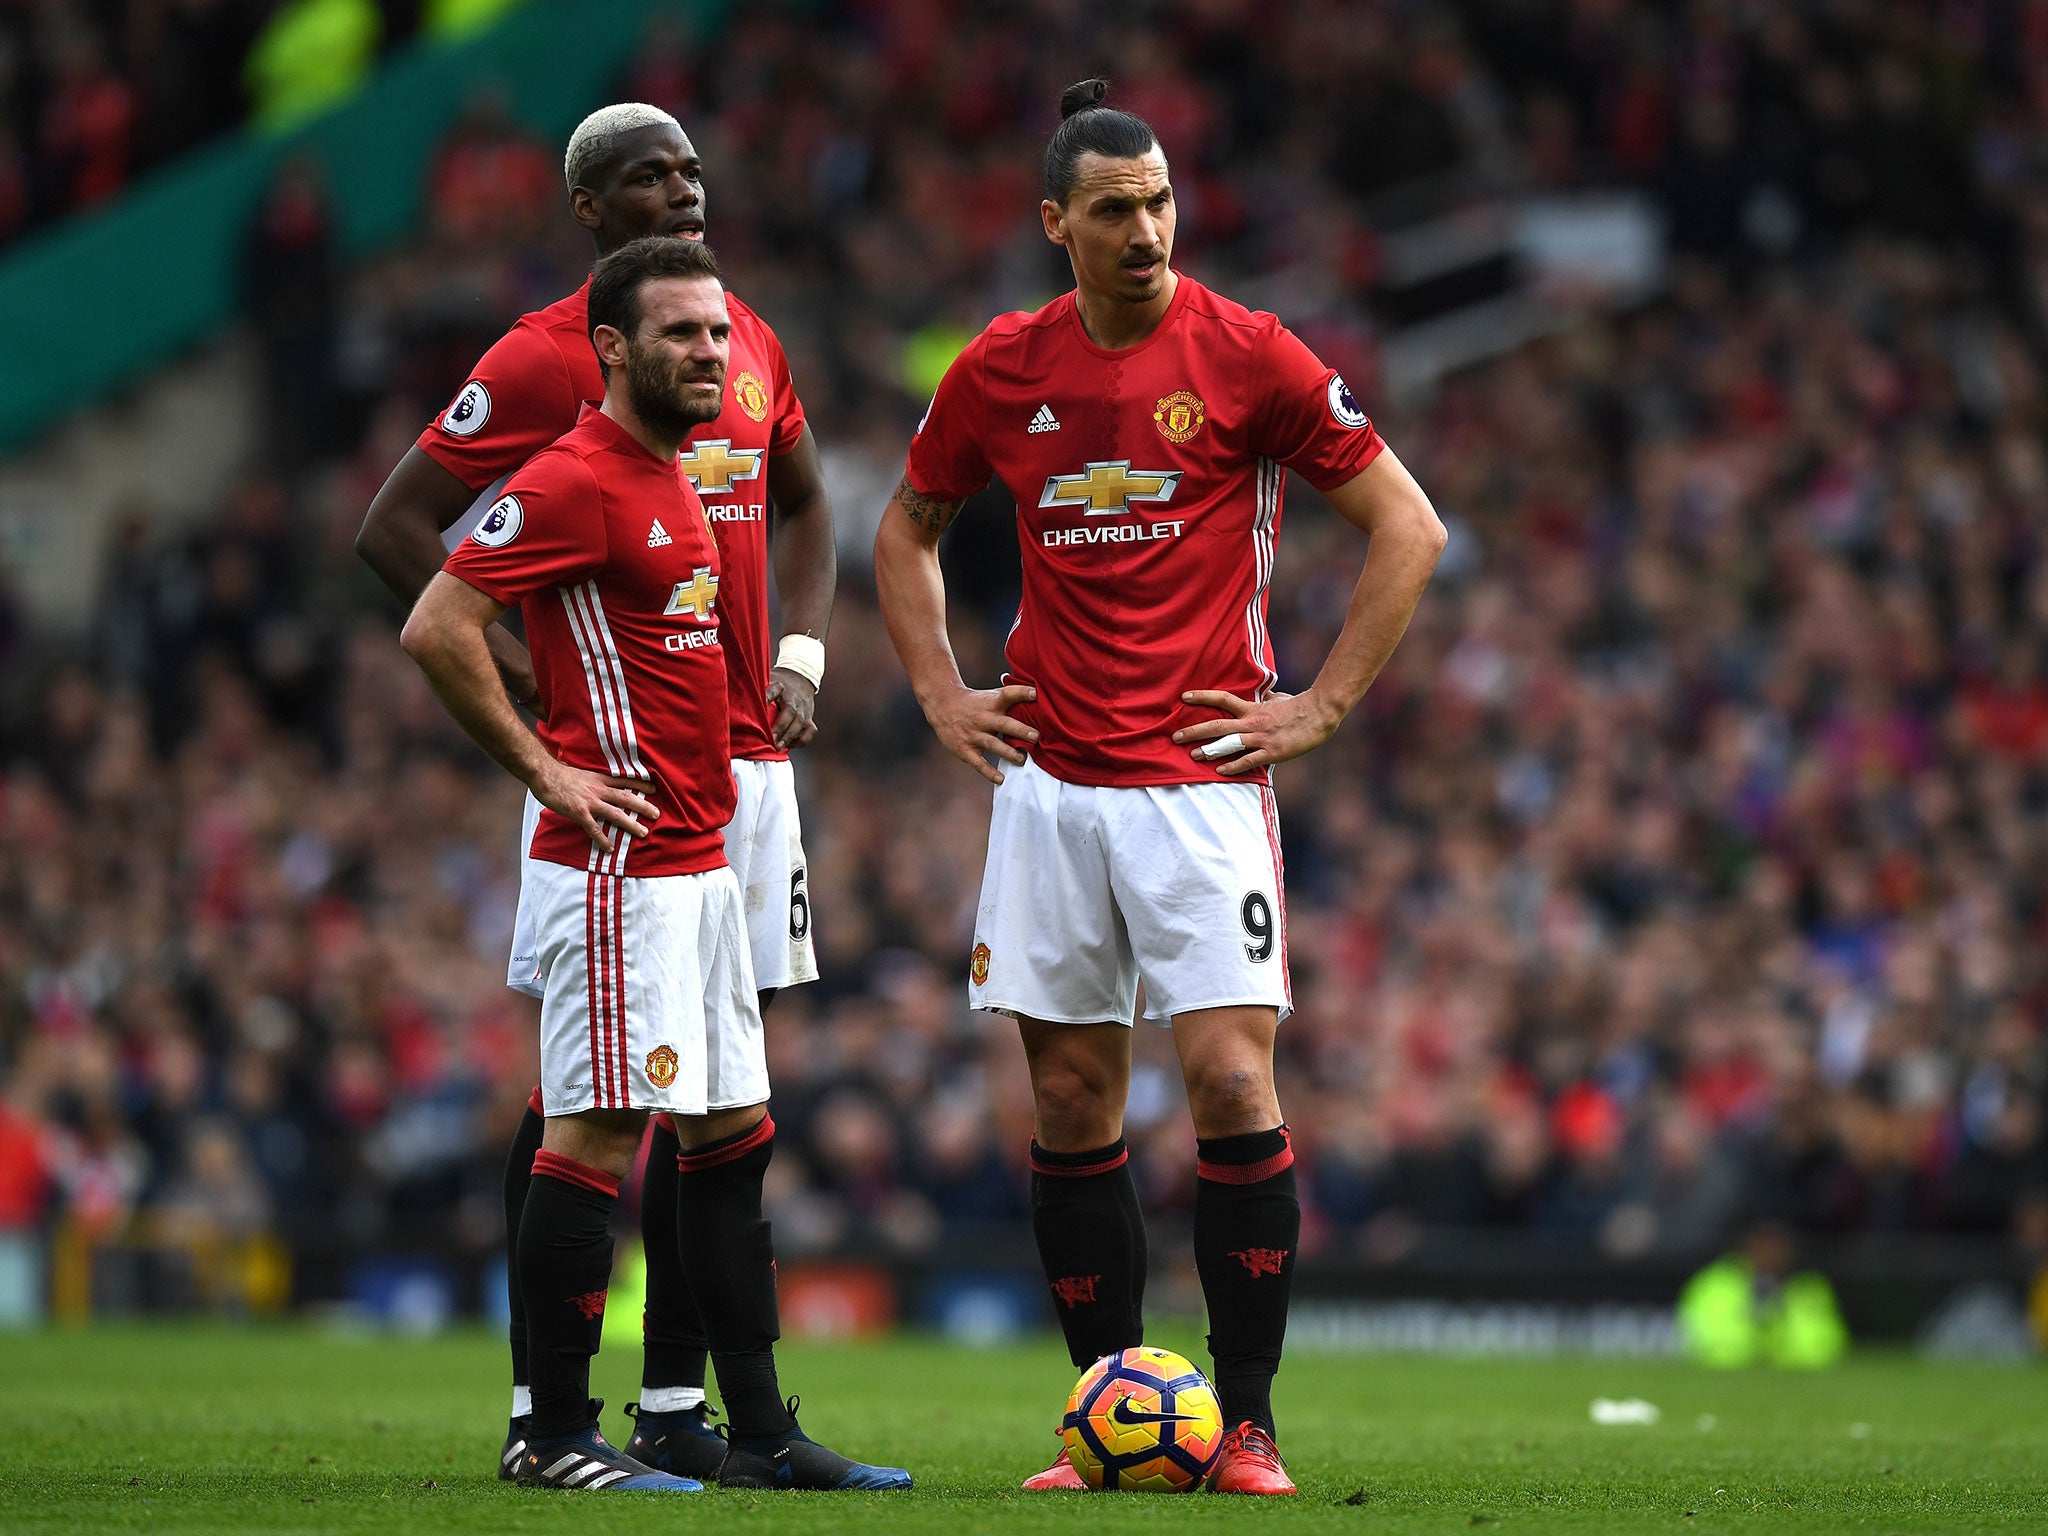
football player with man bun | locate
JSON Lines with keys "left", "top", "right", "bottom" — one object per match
{"left": 874, "top": 78, "right": 1445, "bottom": 1495}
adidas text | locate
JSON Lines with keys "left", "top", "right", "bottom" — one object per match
{"left": 1028, "top": 405, "right": 1061, "bottom": 434}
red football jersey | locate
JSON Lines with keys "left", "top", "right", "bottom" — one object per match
{"left": 417, "top": 280, "right": 806, "bottom": 762}
{"left": 673, "top": 302, "right": 807, "bottom": 761}
{"left": 905, "top": 274, "right": 1386, "bottom": 787}
{"left": 442, "top": 408, "right": 733, "bottom": 878}
{"left": 415, "top": 282, "right": 599, "bottom": 490}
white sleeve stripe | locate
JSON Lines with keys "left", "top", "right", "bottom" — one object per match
{"left": 1244, "top": 456, "right": 1280, "bottom": 700}
{"left": 561, "top": 582, "right": 629, "bottom": 778}
{"left": 568, "top": 580, "right": 640, "bottom": 779}
{"left": 579, "top": 584, "right": 650, "bottom": 779}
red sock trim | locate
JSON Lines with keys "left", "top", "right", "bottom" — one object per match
{"left": 653, "top": 1111, "right": 677, "bottom": 1138}
{"left": 1197, "top": 1128, "right": 1294, "bottom": 1186}
{"left": 531, "top": 1148, "right": 620, "bottom": 1198}
{"left": 526, "top": 1084, "right": 545, "bottom": 1116}
{"left": 1030, "top": 1144, "right": 1130, "bottom": 1178}
{"left": 676, "top": 1113, "right": 774, "bottom": 1173}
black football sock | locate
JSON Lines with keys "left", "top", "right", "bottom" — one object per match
{"left": 503, "top": 1089, "right": 545, "bottom": 1404}
{"left": 520, "top": 1149, "right": 620, "bottom": 1439}
{"left": 639, "top": 1115, "right": 710, "bottom": 1402}
{"left": 1193, "top": 1126, "right": 1299, "bottom": 1438}
{"left": 1030, "top": 1137, "right": 1147, "bottom": 1367}
{"left": 674, "top": 1115, "right": 794, "bottom": 1438}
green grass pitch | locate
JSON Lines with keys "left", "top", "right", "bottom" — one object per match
{"left": 2, "top": 1325, "right": 2043, "bottom": 1533}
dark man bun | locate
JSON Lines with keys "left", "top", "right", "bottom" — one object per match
{"left": 1044, "top": 79, "right": 1159, "bottom": 203}
{"left": 1059, "top": 78, "right": 1111, "bottom": 119}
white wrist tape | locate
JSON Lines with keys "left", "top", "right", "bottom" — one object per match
{"left": 775, "top": 633, "right": 826, "bottom": 690}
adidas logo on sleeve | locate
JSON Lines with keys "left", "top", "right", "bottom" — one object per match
{"left": 648, "top": 520, "right": 673, "bottom": 548}
{"left": 1027, "top": 404, "right": 1061, "bottom": 434}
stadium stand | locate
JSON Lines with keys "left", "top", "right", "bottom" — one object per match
{"left": 0, "top": 0, "right": 543, "bottom": 248}
{"left": 0, "top": 0, "right": 2044, "bottom": 1326}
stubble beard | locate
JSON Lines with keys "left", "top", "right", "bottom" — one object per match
{"left": 1116, "top": 252, "right": 1167, "bottom": 304}
{"left": 625, "top": 345, "right": 724, "bottom": 439}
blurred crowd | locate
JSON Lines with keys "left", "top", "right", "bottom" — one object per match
{"left": 4, "top": 0, "right": 2048, "bottom": 1312}
{"left": 0, "top": 0, "right": 528, "bottom": 246}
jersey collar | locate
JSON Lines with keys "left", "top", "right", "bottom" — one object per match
{"left": 1062, "top": 270, "right": 1193, "bottom": 361}
{"left": 579, "top": 401, "right": 680, "bottom": 465}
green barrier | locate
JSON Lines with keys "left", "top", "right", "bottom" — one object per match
{"left": 0, "top": 0, "right": 725, "bottom": 455}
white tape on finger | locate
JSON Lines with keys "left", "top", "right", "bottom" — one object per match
{"left": 1201, "top": 732, "right": 1248, "bottom": 760}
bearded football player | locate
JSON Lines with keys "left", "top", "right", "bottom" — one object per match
{"left": 404, "top": 236, "right": 906, "bottom": 1493}
{"left": 873, "top": 79, "right": 1445, "bottom": 1494}
{"left": 357, "top": 104, "right": 833, "bottom": 1482}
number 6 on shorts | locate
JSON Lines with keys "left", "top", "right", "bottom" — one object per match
{"left": 789, "top": 867, "right": 811, "bottom": 942}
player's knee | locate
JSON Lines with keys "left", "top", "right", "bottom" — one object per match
{"left": 541, "top": 1109, "right": 647, "bottom": 1180}
{"left": 1031, "top": 1060, "right": 1123, "bottom": 1146}
{"left": 1183, "top": 1060, "right": 1277, "bottom": 1137}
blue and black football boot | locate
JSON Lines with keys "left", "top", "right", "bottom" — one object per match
{"left": 512, "top": 1399, "right": 703, "bottom": 1492}
{"left": 714, "top": 1397, "right": 912, "bottom": 1490}
{"left": 622, "top": 1400, "right": 728, "bottom": 1481}
{"left": 497, "top": 1415, "right": 533, "bottom": 1481}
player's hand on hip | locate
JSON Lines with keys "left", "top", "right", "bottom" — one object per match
{"left": 530, "top": 760, "right": 660, "bottom": 853}
{"left": 924, "top": 683, "right": 1039, "bottom": 785}
{"left": 767, "top": 668, "right": 819, "bottom": 750}
{"left": 1173, "top": 688, "right": 1344, "bottom": 776}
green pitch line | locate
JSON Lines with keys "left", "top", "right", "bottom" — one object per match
{"left": 0, "top": 1323, "right": 2043, "bottom": 1533}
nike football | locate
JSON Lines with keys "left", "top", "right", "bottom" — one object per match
{"left": 1059, "top": 1346, "right": 1225, "bottom": 1492}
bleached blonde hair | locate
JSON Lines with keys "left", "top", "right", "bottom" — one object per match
{"left": 564, "top": 103, "right": 682, "bottom": 192}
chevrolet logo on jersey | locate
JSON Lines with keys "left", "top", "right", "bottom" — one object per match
{"left": 677, "top": 438, "right": 764, "bottom": 495}
{"left": 1039, "top": 460, "right": 1184, "bottom": 515}
{"left": 664, "top": 566, "right": 719, "bottom": 621}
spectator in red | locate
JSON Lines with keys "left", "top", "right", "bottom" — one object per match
{"left": 38, "top": 33, "right": 136, "bottom": 213}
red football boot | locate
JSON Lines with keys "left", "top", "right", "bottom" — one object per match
{"left": 1020, "top": 1438, "right": 1087, "bottom": 1491}
{"left": 1206, "top": 1422, "right": 1297, "bottom": 1495}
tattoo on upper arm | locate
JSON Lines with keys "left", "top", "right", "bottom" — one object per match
{"left": 895, "top": 474, "right": 964, "bottom": 535}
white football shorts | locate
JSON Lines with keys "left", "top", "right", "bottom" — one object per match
{"left": 726, "top": 757, "right": 819, "bottom": 992}
{"left": 523, "top": 855, "right": 765, "bottom": 1116}
{"left": 969, "top": 756, "right": 1291, "bottom": 1026}
{"left": 508, "top": 759, "right": 815, "bottom": 998}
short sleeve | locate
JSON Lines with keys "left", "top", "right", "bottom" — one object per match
{"left": 441, "top": 449, "right": 607, "bottom": 606}
{"left": 417, "top": 323, "right": 584, "bottom": 492}
{"left": 764, "top": 329, "right": 807, "bottom": 458}
{"left": 1248, "top": 321, "right": 1386, "bottom": 492}
{"left": 903, "top": 331, "right": 993, "bottom": 500}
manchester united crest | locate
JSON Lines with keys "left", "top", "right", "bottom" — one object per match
{"left": 970, "top": 942, "right": 991, "bottom": 986}
{"left": 1154, "top": 389, "right": 1206, "bottom": 443}
{"left": 733, "top": 370, "right": 769, "bottom": 423}
{"left": 645, "top": 1044, "right": 680, "bottom": 1089}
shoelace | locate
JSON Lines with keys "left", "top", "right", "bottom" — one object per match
{"left": 1230, "top": 1426, "right": 1285, "bottom": 1465}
